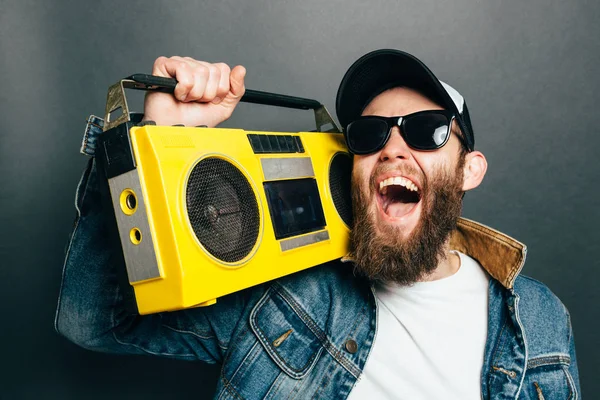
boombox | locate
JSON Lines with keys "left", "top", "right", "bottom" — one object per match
{"left": 97, "top": 75, "right": 352, "bottom": 314}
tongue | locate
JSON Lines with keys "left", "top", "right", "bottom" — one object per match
{"left": 384, "top": 201, "right": 416, "bottom": 218}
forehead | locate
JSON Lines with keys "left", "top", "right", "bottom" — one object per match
{"left": 361, "top": 86, "right": 444, "bottom": 117}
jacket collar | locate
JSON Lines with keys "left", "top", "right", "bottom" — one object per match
{"left": 342, "top": 217, "right": 527, "bottom": 289}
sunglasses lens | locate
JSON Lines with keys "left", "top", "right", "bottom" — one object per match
{"left": 346, "top": 118, "right": 389, "bottom": 154}
{"left": 403, "top": 113, "right": 450, "bottom": 150}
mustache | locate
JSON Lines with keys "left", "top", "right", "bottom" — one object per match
{"left": 367, "top": 164, "right": 426, "bottom": 194}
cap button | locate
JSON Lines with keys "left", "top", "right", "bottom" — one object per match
{"left": 345, "top": 339, "right": 358, "bottom": 354}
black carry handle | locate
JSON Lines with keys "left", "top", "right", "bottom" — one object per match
{"left": 127, "top": 74, "right": 323, "bottom": 110}
{"left": 104, "top": 73, "right": 341, "bottom": 132}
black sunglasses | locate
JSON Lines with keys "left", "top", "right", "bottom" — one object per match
{"left": 344, "top": 110, "right": 468, "bottom": 155}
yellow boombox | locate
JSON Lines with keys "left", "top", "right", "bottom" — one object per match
{"left": 97, "top": 75, "right": 352, "bottom": 314}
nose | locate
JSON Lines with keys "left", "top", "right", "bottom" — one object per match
{"left": 379, "top": 126, "right": 411, "bottom": 162}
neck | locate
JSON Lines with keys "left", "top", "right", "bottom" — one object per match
{"left": 419, "top": 241, "right": 460, "bottom": 282}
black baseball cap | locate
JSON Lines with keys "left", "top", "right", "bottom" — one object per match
{"left": 336, "top": 49, "right": 475, "bottom": 151}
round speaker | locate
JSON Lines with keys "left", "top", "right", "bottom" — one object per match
{"left": 186, "top": 157, "right": 260, "bottom": 263}
{"left": 329, "top": 153, "right": 353, "bottom": 227}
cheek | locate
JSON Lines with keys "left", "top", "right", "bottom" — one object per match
{"left": 412, "top": 152, "right": 457, "bottom": 182}
{"left": 351, "top": 157, "right": 375, "bottom": 191}
{"left": 350, "top": 167, "right": 366, "bottom": 194}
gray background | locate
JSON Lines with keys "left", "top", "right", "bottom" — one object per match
{"left": 1, "top": 0, "right": 598, "bottom": 398}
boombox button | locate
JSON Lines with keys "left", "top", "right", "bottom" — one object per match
{"left": 294, "top": 136, "right": 305, "bottom": 153}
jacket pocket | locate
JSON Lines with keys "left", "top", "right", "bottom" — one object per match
{"left": 524, "top": 354, "right": 577, "bottom": 400}
{"left": 250, "top": 284, "right": 324, "bottom": 379}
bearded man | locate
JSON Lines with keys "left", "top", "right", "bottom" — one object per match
{"left": 55, "top": 49, "right": 580, "bottom": 399}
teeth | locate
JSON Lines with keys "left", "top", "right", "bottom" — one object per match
{"left": 378, "top": 176, "right": 419, "bottom": 193}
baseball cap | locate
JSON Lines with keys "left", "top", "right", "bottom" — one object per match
{"left": 336, "top": 49, "right": 475, "bottom": 151}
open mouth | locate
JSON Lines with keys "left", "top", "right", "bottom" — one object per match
{"left": 377, "top": 176, "right": 421, "bottom": 219}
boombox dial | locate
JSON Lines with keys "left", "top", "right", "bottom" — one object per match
{"left": 186, "top": 157, "right": 260, "bottom": 263}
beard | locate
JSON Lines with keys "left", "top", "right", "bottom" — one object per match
{"left": 349, "top": 158, "right": 465, "bottom": 286}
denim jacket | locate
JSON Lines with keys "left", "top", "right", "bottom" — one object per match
{"left": 55, "top": 116, "right": 581, "bottom": 399}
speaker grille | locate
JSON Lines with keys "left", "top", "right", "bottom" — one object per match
{"left": 329, "top": 153, "right": 353, "bottom": 227}
{"left": 186, "top": 158, "right": 260, "bottom": 263}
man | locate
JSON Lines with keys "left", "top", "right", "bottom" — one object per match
{"left": 55, "top": 49, "right": 580, "bottom": 399}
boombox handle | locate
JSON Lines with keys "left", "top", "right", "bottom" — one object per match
{"left": 103, "top": 73, "right": 342, "bottom": 133}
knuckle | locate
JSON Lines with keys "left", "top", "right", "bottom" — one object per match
{"left": 169, "top": 56, "right": 185, "bottom": 65}
{"left": 216, "top": 62, "right": 231, "bottom": 73}
{"left": 154, "top": 56, "right": 168, "bottom": 67}
{"left": 208, "top": 64, "right": 220, "bottom": 76}
{"left": 195, "top": 65, "right": 209, "bottom": 78}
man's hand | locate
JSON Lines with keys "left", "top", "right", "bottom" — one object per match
{"left": 143, "top": 56, "right": 246, "bottom": 127}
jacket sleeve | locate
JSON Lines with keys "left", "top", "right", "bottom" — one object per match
{"left": 54, "top": 157, "right": 254, "bottom": 364}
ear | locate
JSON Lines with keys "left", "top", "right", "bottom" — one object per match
{"left": 462, "top": 151, "right": 487, "bottom": 191}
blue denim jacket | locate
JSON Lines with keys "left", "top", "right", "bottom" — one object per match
{"left": 55, "top": 116, "right": 581, "bottom": 399}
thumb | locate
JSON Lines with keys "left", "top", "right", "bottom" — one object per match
{"left": 229, "top": 65, "right": 246, "bottom": 98}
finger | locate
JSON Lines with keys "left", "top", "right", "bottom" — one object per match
{"left": 229, "top": 65, "right": 246, "bottom": 99}
{"left": 151, "top": 56, "right": 172, "bottom": 77}
{"left": 152, "top": 56, "right": 195, "bottom": 101}
{"left": 199, "top": 63, "right": 221, "bottom": 102}
{"left": 212, "top": 63, "right": 231, "bottom": 104}
{"left": 184, "top": 64, "right": 210, "bottom": 102}
{"left": 152, "top": 55, "right": 193, "bottom": 78}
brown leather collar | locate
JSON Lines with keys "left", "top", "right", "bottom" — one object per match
{"left": 341, "top": 217, "right": 527, "bottom": 289}
{"left": 449, "top": 218, "right": 527, "bottom": 289}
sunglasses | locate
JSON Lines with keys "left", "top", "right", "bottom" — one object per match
{"left": 344, "top": 110, "right": 467, "bottom": 155}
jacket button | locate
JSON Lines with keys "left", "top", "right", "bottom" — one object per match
{"left": 345, "top": 339, "right": 358, "bottom": 354}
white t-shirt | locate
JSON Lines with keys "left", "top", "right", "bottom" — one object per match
{"left": 348, "top": 251, "right": 490, "bottom": 400}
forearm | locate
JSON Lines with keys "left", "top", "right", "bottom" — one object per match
{"left": 54, "top": 158, "right": 140, "bottom": 351}
{"left": 54, "top": 158, "right": 201, "bottom": 360}
{"left": 55, "top": 152, "right": 254, "bottom": 363}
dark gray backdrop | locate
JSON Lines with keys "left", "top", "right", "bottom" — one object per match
{"left": 1, "top": 0, "right": 598, "bottom": 398}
